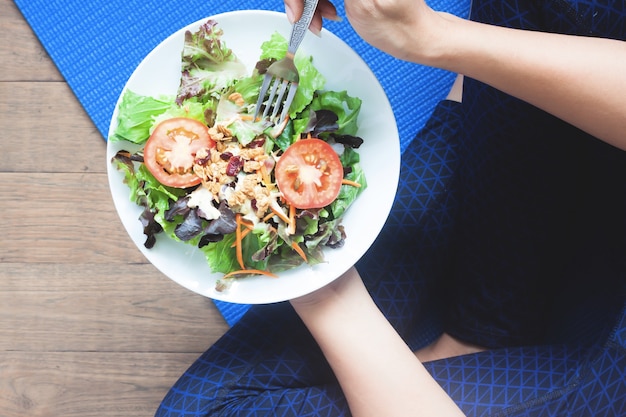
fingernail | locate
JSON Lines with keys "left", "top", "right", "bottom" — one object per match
{"left": 324, "top": 13, "right": 343, "bottom": 22}
{"left": 309, "top": 25, "right": 322, "bottom": 37}
{"left": 285, "top": 5, "right": 295, "bottom": 24}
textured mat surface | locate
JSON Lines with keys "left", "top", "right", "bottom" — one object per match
{"left": 16, "top": 0, "right": 469, "bottom": 325}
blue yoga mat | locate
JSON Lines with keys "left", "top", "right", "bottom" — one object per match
{"left": 16, "top": 0, "right": 469, "bottom": 326}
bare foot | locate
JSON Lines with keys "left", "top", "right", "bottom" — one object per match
{"left": 415, "top": 332, "right": 485, "bottom": 362}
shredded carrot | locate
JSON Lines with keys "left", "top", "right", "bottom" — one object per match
{"left": 222, "top": 269, "right": 279, "bottom": 279}
{"left": 230, "top": 228, "right": 252, "bottom": 247}
{"left": 235, "top": 214, "right": 245, "bottom": 270}
{"left": 239, "top": 114, "right": 254, "bottom": 121}
{"left": 239, "top": 219, "right": 255, "bottom": 230}
{"left": 270, "top": 201, "right": 291, "bottom": 224}
{"left": 259, "top": 163, "right": 274, "bottom": 189}
{"left": 231, "top": 216, "right": 255, "bottom": 248}
{"left": 262, "top": 211, "right": 276, "bottom": 222}
{"left": 341, "top": 178, "right": 362, "bottom": 188}
{"left": 291, "top": 241, "right": 307, "bottom": 263}
{"left": 287, "top": 204, "right": 296, "bottom": 235}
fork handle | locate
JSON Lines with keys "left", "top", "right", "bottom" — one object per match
{"left": 287, "top": 0, "right": 320, "bottom": 55}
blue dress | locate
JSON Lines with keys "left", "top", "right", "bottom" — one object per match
{"left": 155, "top": 0, "right": 626, "bottom": 415}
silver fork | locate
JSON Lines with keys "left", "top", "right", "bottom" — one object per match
{"left": 254, "top": 0, "right": 320, "bottom": 123}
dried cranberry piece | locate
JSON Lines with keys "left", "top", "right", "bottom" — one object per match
{"left": 248, "top": 137, "right": 266, "bottom": 148}
{"left": 226, "top": 155, "right": 244, "bottom": 176}
{"left": 195, "top": 149, "right": 211, "bottom": 166}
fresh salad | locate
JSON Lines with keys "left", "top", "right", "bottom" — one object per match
{"left": 110, "top": 19, "right": 367, "bottom": 291}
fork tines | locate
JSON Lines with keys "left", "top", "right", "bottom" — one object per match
{"left": 255, "top": 74, "right": 298, "bottom": 124}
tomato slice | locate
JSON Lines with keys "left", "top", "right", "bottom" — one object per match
{"left": 143, "top": 118, "right": 215, "bottom": 188}
{"left": 275, "top": 138, "right": 344, "bottom": 209}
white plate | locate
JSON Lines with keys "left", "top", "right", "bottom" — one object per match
{"left": 107, "top": 10, "right": 399, "bottom": 304}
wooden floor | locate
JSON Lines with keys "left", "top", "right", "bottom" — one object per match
{"left": 0, "top": 1, "right": 230, "bottom": 415}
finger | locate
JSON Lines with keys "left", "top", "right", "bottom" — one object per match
{"left": 319, "top": 1, "right": 341, "bottom": 21}
{"left": 284, "top": 0, "right": 304, "bottom": 24}
{"left": 285, "top": 0, "right": 340, "bottom": 25}
{"left": 309, "top": 10, "right": 323, "bottom": 36}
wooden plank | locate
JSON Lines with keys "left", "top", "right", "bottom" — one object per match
{"left": 0, "top": 0, "right": 64, "bottom": 82}
{"left": 0, "top": 82, "right": 105, "bottom": 174}
{"left": 1, "top": 351, "right": 201, "bottom": 417}
{"left": 0, "top": 263, "right": 228, "bottom": 353}
{"left": 0, "top": 171, "right": 147, "bottom": 264}
{"left": 0, "top": 2, "right": 235, "bottom": 416}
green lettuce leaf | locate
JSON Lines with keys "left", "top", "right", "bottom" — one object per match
{"left": 177, "top": 20, "right": 247, "bottom": 104}
{"left": 215, "top": 96, "right": 266, "bottom": 146}
{"left": 200, "top": 234, "right": 239, "bottom": 274}
{"left": 291, "top": 90, "right": 362, "bottom": 140}
{"left": 310, "top": 90, "right": 362, "bottom": 136}
{"left": 199, "top": 227, "right": 271, "bottom": 274}
{"left": 331, "top": 147, "right": 367, "bottom": 218}
{"left": 109, "top": 90, "right": 172, "bottom": 144}
{"left": 259, "top": 32, "right": 326, "bottom": 117}
{"left": 151, "top": 99, "right": 212, "bottom": 131}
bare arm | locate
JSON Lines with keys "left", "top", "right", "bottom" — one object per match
{"left": 423, "top": 14, "right": 626, "bottom": 150}
{"left": 286, "top": 1, "right": 625, "bottom": 414}
{"left": 290, "top": 268, "right": 465, "bottom": 417}
{"left": 286, "top": 0, "right": 626, "bottom": 149}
